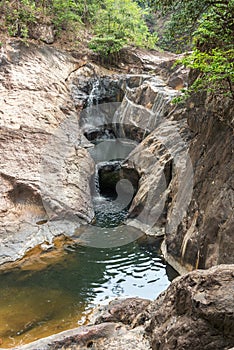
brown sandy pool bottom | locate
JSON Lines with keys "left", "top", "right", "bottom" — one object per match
{"left": 0, "top": 231, "right": 177, "bottom": 348}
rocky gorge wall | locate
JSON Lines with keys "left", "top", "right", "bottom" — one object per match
{"left": 73, "top": 51, "right": 233, "bottom": 274}
{"left": 120, "top": 67, "right": 234, "bottom": 273}
{"left": 1, "top": 41, "right": 233, "bottom": 273}
{"left": 0, "top": 41, "right": 233, "bottom": 350}
{"left": 0, "top": 42, "right": 94, "bottom": 265}
{"left": 170, "top": 90, "right": 234, "bottom": 270}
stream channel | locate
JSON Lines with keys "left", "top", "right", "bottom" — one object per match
{"left": 0, "top": 79, "right": 178, "bottom": 348}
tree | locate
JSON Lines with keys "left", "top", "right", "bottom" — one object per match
{"left": 1, "top": 0, "right": 156, "bottom": 51}
{"left": 154, "top": 0, "right": 234, "bottom": 98}
{"left": 50, "top": 0, "right": 81, "bottom": 31}
{"left": 141, "top": 0, "right": 232, "bottom": 51}
{"left": 89, "top": 0, "right": 157, "bottom": 57}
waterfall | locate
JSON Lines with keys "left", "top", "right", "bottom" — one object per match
{"left": 94, "top": 164, "right": 100, "bottom": 197}
{"left": 87, "top": 79, "right": 100, "bottom": 108}
{"left": 80, "top": 78, "right": 112, "bottom": 134}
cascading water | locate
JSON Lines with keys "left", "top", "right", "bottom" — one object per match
{"left": 87, "top": 79, "right": 100, "bottom": 107}
{"left": 0, "top": 76, "right": 178, "bottom": 349}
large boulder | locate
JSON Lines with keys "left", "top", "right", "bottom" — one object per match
{"left": 144, "top": 264, "right": 234, "bottom": 350}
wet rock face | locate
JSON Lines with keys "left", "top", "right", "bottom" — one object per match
{"left": 105, "top": 72, "right": 191, "bottom": 239}
{"left": 68, "top": 64, "right": 126, "bottom": 109}
{"left": 0, "top": 42, "right": 94, "bottom": 265}
{"left": 72, "top": 51, "right": 233, "bottom": 273}
{"left": 144, "top": 265, "right": 234, "bottom": 350}
{"left": 113, "top": 76, "right": 179, "bottom": 139}
{"left": 109, "top": 51, "right": 233, "bottom": 272}
{"left": 163, "top": 92, "right": 234, "bottom": 271}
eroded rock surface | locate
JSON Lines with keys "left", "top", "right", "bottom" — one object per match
{"left": 108, "top": 52, "right": 234, "bottom": 273}
{"left": 10, "top": 323, "right": 150, "bottom": 350}
{"left": 144, "top": 264, "right": 234, "bottom": 350}
{"left": 0, "top": 42, "right": 94, "bottom": 265}
{"left": 68, "top": 49, "right": 233, "bottom": 274}
{"left": 0, "top": 43, "right": 184, "bottom": 266}
{"left": 164, "top": 91, "right": 234, "bottom": 271}
{"left": 0, "top": 41, "right": 233, "bottom": 350}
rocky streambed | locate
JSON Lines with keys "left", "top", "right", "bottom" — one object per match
{"left": 0, "top": 41, "right": 233, "bottom": 349}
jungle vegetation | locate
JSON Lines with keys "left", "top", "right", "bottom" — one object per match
{"left": 0, "top": 0, "right": 233, "bottom": 97}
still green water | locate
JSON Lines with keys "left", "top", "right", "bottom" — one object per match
{"left": 0, "top": 234, "right": 176, "bottom": 348}
{"left": 0, "top": 138, "right": 177, "bottom": 348}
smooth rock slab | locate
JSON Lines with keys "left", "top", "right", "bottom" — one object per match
{"left": 0, "top": 41, "right": 94, "bottom": 265}
{"left": 7, "top": 323, "right": 150, "bottom": 350}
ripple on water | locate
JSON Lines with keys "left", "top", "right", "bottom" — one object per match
{"left": 0, "top": 234, "right": 177, "bottom": 348}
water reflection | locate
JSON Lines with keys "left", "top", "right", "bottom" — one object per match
{"left": 0, "top": 236, "right": 177, "bottom": 348}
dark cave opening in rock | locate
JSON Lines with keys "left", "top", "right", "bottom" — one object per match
{"left": 98, "top": 161, "right": 140, "bottom": 201}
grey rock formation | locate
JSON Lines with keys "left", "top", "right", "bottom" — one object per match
{"left": 68, "top": 50, "right": 233, "bottom": 274}
{"left": 144, "top": 264, "right": 234, "bottom": 350}
{"left": 107, "top": 53, "right": 234, "bottom": 273}
{"left": 163, "top": 91, "right": 234, "bottom": 272}
{"left": 0, "top": 42, "right": 94, "bottom": 265}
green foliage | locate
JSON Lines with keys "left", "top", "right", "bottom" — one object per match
{"left": 194, "top": 1, "right": 234, "bottom": 52}
{"left": 181, "top": 49, "right": 234, "bottom": 98}
{"left": 143, "top": 0, "right": 234, "bottom": 52}
{"left": 89, "top": 0, "right": 157, "bottom": 57}
{"left": 3, "top": 0, "right": 37, "bottom": 39}
{"left": 173, "top": 47, "right": 234, "bottom": 103}
{"left": 89, "top": 36, "right": 125, "bottom": 56}
{"left": 0, "top": 0, "right": 82, "bottom": 39}
{"left": 49, "top": 0, "right": 81, "bottom": 32}
{"left": 77, "top": 0, "right": 103, "bottom": 23}
{"left": 154, "top": 0, "right": 234, "bottom": 98}
{"left": 135, "top": 0, "right": 157, "bottom": 10}
{"left": 0, "top": 0, "right": 157, "bottom": 52}
{"left": 154, "top": 1, "right": 211, "bottom": 52}
{"left": 185, "top": 1, "right": 234, "bottom": 98}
